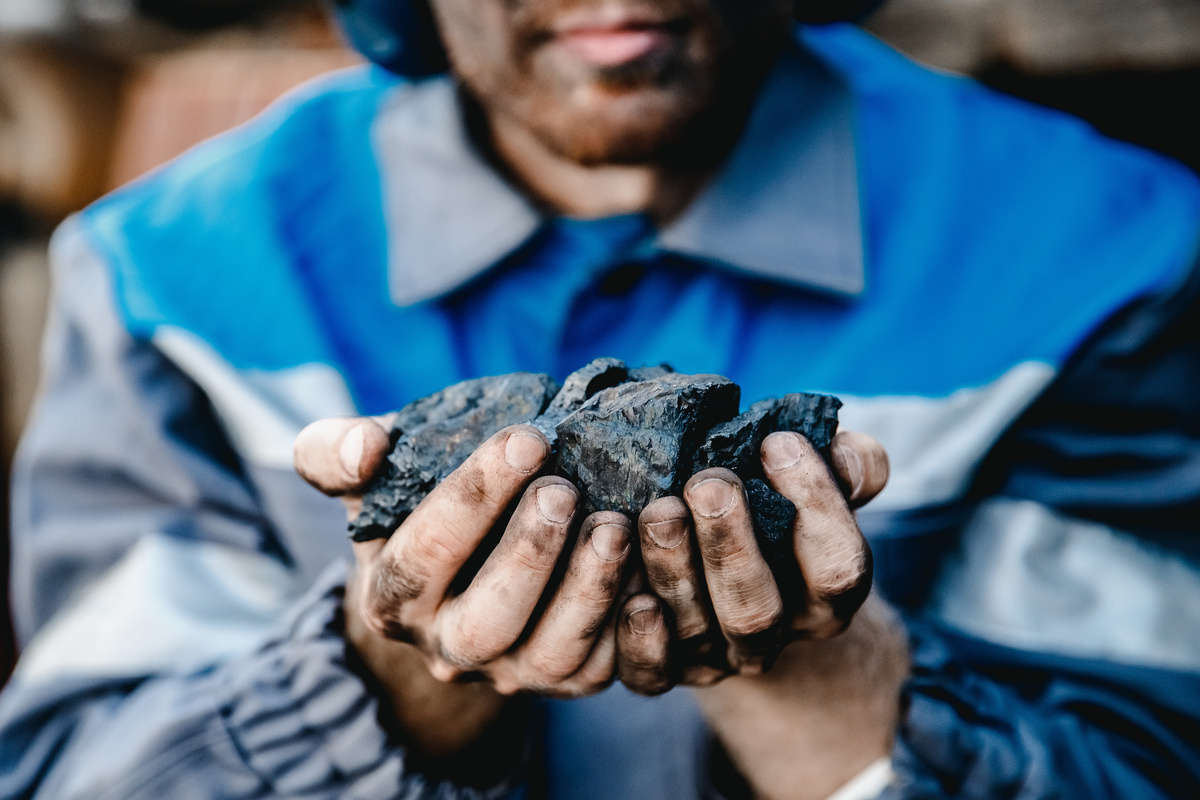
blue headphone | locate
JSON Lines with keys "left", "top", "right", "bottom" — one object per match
{"left": 332, "top": 0, "right": 885, "bottom": 77}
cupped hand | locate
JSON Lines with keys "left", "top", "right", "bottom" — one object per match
{"left": 616, "top": 430, "right": 890, "bottom": 694}
{"left": 294, "top": 417, "right": 634, "bottom": 759}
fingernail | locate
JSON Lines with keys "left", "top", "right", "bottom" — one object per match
{"left": 688, "top": 478, "right": 735, "bottom": 518}
{"left": 833, "top": 442, "right": 864, "bottom": 498}
{"left": 505, "top": 431, "right": 547, "bottom": 473}
{"left": 645, "top": 519, "right": 687, "bottom": 549}
{"left": 591, "top": 524, "right": 631, "bottom": 562}
{"left": 339, "top": 423, "right": 365, "bottom": 480}
{"left": 627, "top": 608, "right": 662, "bottom": 636}
{"left": 762, "top": 432, "right": 803, "bottom": 471}
{"left": 536, "top": 484, "right": 576, "bottom": 524}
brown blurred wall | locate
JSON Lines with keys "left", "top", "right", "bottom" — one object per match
{"left": 0, "top": 3, "right": 360, "bottom": 683}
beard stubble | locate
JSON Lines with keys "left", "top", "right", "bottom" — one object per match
{"left": 444, "top": 0, "right": 792, "bottom": 168}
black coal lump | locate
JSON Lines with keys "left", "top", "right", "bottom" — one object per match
{"left": 349, "top": 372, "right": 559, "bottom": 542}
{"left": 346, "top": 361, "right": 844, "bottom": 606}
{"left": 627, "top": 363, "right": 675, "bottom": 381}
{"left": 773, "top": 392, "right": 843, "bottom": 455}
{"left": 745, "top": 478, "right": 804, "bottom": 599}
{"left": 691, "top": 399, "right": 779, "bottom": 477}
{"left": 555, "top": 373, "right": 741, "bottom": 517}
{"left": 691, "top": 393, "right": 842, "bottom": 478}
{"left": 532, "top": 357, "right": 630, "bottom": 442}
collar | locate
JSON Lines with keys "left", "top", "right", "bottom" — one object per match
{"left": 373, "top": 35, "right": 865, "bottom": 307}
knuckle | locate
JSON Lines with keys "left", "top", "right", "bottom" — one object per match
{"left": 504, "top": 526, "right": 568, "bottom": 572}
{"left": 621, "top": 671, "right": 673, "bottom": 697}
{"left": 525, "top": 647, "right": 586, "bottom": 683}
{"left": 490, "top": 673, "right": 522, "bottom": 696}
{"left": 721, "top": 598, "right": 784, "bottom": 642}
{"left": 456, "top": 471, "right": 492, "bottom": 508}
{"left": 364, "top": 563, "right": 424, "bottom": 640}
{"left": 426, "top": 657, "right": 464, "bottom": 683}
{"left": 574, "top": 657, "right": 616, "bottom": 690}
{"left": 444, "top": 614, "right": 511, "bottom": 666}
{"left": 699, "top": 527, "right": 757, "bottom": 563}
{"left": 807, "top": 537, "right": 873, "bottom": 607}
{"left": 410, "top": 525, "right": 469, "bottom": 568}
{"left": 563, "top": 573, "right": 623, "bottom": 620}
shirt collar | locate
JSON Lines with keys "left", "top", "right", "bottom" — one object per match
{"left": 374, "top": 35, "right": 865, "bottom": 307}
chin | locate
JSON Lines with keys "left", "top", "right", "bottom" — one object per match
{"left": 526, "top": 89, "right": 709, "bottom": 166}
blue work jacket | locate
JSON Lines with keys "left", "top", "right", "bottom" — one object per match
{"left": 3, "top": 23, "right": 1200, "bottom": 800}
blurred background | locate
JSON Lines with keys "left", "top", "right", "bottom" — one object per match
{"left": 1, "top": 0, "right": 1198, "bottom": 682}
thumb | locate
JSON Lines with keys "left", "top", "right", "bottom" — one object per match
{"left": 294, "top": 416, "right": 392, "bottom": 500}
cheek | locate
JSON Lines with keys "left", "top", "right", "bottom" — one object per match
{"left": 430, "top": 0, "right": 516, "bottom": 84}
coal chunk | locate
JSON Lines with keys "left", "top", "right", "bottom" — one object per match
{"left": 348, "top": 361, "right": 843, "bottom": 569}
{"left": 627, "top": 363, "right": 675, "bottom": 381}
{"left": 692, "top": 393, "right": 843, "bottom": 478}
{"left": 532, "top": 357, "right": 629, "bottom": 442}
{"left": 555, "top": 373, "right": 740, "bottom": 517}
{"left": 745, "top": 478, "right": 804, "bottom": 597}
{"left": 349, "top": 372, "right": 559, "bottom": 541}
{"left": 691, "top": 399, "right": 778, "bottom": 477}
{"left": 773, "top": 392, "right": 843, "bottom": 455}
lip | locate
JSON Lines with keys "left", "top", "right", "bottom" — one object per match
{"left": 549, "top": 10, "right": 686, "bottom": 68}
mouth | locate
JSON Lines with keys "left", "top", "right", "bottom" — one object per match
{"left": 549, "top": 11, "right": 690, "bottom": 69}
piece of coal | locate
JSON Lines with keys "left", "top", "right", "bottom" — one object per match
{"left": 349, "top": 361, "right": 842, "bottom": 580}
{"left": 349, "top": 372, "right": 559, "bottom": 541}
{"left": 773, "top": 392, "right": 843, "bottom": 455}
{"left": 555, "top": 373, "right": 741, "bottom": 517}
{"left": 692, "top": 393, "right": 843, "bottom": 478}
{"left": 745, "top": 478, "right": 804, "bottom": 599}
{"left": 532, "top": 357, "right": 629, "bottom": 442}
{"left": 627, "top": 364, "right": 675, "bottom": 381}
{"left": 691, "top": 399, "right": 779, "bottom": 477}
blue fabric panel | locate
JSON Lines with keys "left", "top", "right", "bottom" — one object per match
{"left": 801, "top": 25, "right": 1200, "bottom": 396}
{"left": 81, "top": 68, "right": 399, "bottom": 407}
{"left": 858, "top": 503, "right": 974, "bottom": 610}
{"left": 78, "top": 27, "right": 1200, "bottom": 421}
{"left": 888, "top": 621, "right": 1200, "bottom": 799}
{"left": 974, "top": 248, "right": 1200, "bottom": 551}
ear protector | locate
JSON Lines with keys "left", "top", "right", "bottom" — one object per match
{"left": 332, "top": 0, "right": 885, "bottom": 77}
{"left": 332, "top": 0, "right": 448, "bottom": 77}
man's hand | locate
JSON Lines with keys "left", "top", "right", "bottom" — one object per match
{"left": 615, "top": 430, "right": 907, "bottom": 800}
{"left": 617, "top": 430, "right": 891, "bottom": 690}
{"left": 295, "top": 418, "right": 634, "bottom": 776}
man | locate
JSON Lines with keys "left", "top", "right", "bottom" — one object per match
{"left": 2, "top": 0, "right": 1199, "bottom": 798}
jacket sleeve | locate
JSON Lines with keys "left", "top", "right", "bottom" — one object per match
{"left": 884, "top": 620, "right": 1200, "bottom": 800}
{"left": 882, "top": 243, "right": 1200, "bottom": 799}
{"left": 0, "top": 219, "right": 528, "bottom": 800}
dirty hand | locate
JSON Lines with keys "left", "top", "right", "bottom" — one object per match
{"left": 295, "top": 418, "right": 633, "bottom": 774}
{"left": 616, "top": 430, "right": 890, "bottom": 692}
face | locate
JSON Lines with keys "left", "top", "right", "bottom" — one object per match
{"left": 429, "top": 0, "right": 793, "bottom": 166}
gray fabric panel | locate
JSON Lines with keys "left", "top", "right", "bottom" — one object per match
{"left": 245, "top": 463, "right": 353, "bottom": 590}
{"left": 929, "top": 497, "right": 1200, "bottom": 671}
{"left": 10, "top": 218, "right": 271, "bottom": 643}
{"left": 0, "top": 566, "right": 528, "bottom": 799}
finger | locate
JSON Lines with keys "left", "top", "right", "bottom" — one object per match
{"left": 639, "top": 497, "right": 712, "bottom": 640}
{"left": 435, "top": 476, "right": 579, "bottom": 668}
{"left": 359, "top": 425, "right": 551, "bottom": 643}
{"left": 830, "top": 431, "right": 890, "bottom": 509}
{"left": 616, "top": 594, "right": 672, "bottom": 696}
{"left": 761, "top": 432, "right": 872, "bottom": 639}
{"left": 516, "top": 513, "right": 632, "bottom": 685}
{"left": 543, "top": 602, "right": 620, "bottom": 699}
{"left": 685, "top": 469, "right": 784, "bottom": 673}
{"left": 294, "top": 417, "right": 392, "bottom": 498}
